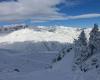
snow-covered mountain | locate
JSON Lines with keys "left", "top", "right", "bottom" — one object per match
{"left": 0, "top": 26, "right": 99, "bottom": 80}
{"left": 0, "top": 26, "right": 91, "bottom": 43}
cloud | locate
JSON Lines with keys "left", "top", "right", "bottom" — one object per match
{"left": 31, "top": 13, "right": 100, "bottom": 22}
{"left": 0, "top": 0, "right": 100, "bottom": 22}
{"left": 0, "top": 0, "right": 63, "bottom": 21}
{"left": 0, "top": 0, "right": 82, "bottom": 22}
{"left": 68, "top": 13, "right": 100, "bottom": 19}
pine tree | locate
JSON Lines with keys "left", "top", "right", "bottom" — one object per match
{"left": 74, "top": 30, "right": 87, "bottom": 58}
{"left": 73, "top": 24, "right": 100, "bottom": 72}
{"left": 88, "top": 24, "right": 99, "bottom": 55}
{"left": 80, "top": 24, "right": 100, "bottom": 72}
{"left": 73, "top": 30, "right": 88, "bottom": 71}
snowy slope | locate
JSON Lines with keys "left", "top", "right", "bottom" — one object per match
{"left": 0, "top": 49, "right": 74, "bottom": 80}
{"left": 0, "top": 26, "right": 94, "bottom": 80}
{"left": 1, "top": 48, "right": 99, "bottom": 80}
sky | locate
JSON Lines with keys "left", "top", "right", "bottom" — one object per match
{"left": 0, "top": 0, "right": 100, "bottom": 27}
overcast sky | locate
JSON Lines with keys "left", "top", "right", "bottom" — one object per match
{"left": 0, "top": 0, "right": 100, "bottom": 27}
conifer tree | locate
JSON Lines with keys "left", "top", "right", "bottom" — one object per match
{"left": 88, "top": 24, "right": 99, "bottom": 55}
{"left": 73, "top": 30, "right": 87, "bottom": 71}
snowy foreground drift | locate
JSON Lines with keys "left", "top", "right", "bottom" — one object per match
{"left": 0, "top": 26, "right": 100, "bottom": 80}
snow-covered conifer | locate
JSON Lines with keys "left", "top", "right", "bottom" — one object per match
{"left": 73, "top": 30, "right": 88, "bottom": 71}
{"left": 88, "top": 24, "right": 99, "bottom": 55}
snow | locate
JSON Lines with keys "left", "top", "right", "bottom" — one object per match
{"left": 0, "top": 27, "right": 82, "bottom": 43}
{"left": 1, "top": 48, "right": 99, "bottom": 80}
{"left": 0, "top": 26, "right": 98, "bottom": 80}
{"left": 0, "top": 48, "right": 75, "bottom": 80}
